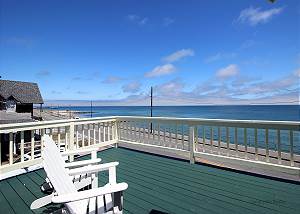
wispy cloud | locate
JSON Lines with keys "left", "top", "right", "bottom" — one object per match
{"left": 163, "top": 49, "right": 195, "bottom": 63}
{"left": 155, "top": 79, "right": 184, "bottom": 96}
{"left": 237, "top": 7, "right": 283, "bottom": 26}
{"left": 145, "top": 64, "right": 176, "bottom": 78}
{"left": 102, "top": 76, "right": 123, "bottom": 84}
{"left": 204, "top": 52, "right": 236, "bottom": 63}
{"left": 36, "top": 70, "right": 50, "bottom": 77}
{"left": 122, "top": 81, "right": 141, "bottom": 93}
{"left": 76, "top": 91, "right": 88, "bottom": 94}
{"left": 127, "top": 14, "right": 148, "bottom": 25}
{"left": 163, "top": 17, "right": 175, "bottom": 26}
{"left": 216, "top": 64, "right": 239, "bottom": 79}
{"left": 51, "top": 90, "right": 61, "bottom": 94}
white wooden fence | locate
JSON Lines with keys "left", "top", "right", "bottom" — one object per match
{"left": 0, "top": 116, "right": 299, "bottom": 178}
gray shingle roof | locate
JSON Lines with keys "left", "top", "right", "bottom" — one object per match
{"left": 0, "top": 80, "right": 43, "bottom": 104}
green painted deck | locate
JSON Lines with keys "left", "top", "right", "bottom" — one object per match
{"left": 0, "top": 148, "right": 300, "bottom": 214}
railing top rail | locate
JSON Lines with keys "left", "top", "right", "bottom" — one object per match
{"left": 0, "top": 116, "right": 117, "bottom": 133}
{"left": 116, "top": 116, "right": 300, "bottom": 130}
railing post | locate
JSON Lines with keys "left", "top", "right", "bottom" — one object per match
{"left": 68, "top": 122, "right": 75, "bottom": 162}
{"left": 115, "top": 120, "right": 120, "bottom": 148}
{"left": 189, "top": 126, "right": 196, "bottom": 164}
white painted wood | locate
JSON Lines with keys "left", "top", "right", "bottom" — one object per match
{"left": 21, "top": 131, "right": 24, "bottom": 162}
{"left": 244, "top": 128, "right": 248, "bottom": 158}
{"left": 98, "top": 123, "right": 101, "bottom": 144}
{"left": 277, "top": 129, "right": 281, "bottom": 164}
{"left": 57, "top": 127, "right": 61, "bottom": 150}
{"left": 69, "top": 122, "right": 75, "bottom": 162}
{"left": 265, "top": 128, "right": 269, "bottom": 162}
{"left": 189, "top": 126, "right": 195, "bottom": 164}
{"left": 9, "top": 133, "right": 13, "bottom": 165}
{"left": 88, "top": 124, "right": 91, "bottom": 146}
{"left": 210, "top": 127, "right": 213, "bottom": 152}
{"left": 93, "top": 124, "right": 96, "bottom": 145}
{"left": 226, "top": 127, "right": 229, "bottom": 156}
{"left": 290, "top": 130, "right": 294, "bottom": 166}
{"left": 82, "top": 124, "right": 85, "bottom": 147}
{"left": 0, "top": 134, "right": 1, "bottom": 166}
{"left": 255, "top": 128, "right": 258, "bottom": 160}
{"left": 218, "top": 127, "right": 221, "bottom": 155}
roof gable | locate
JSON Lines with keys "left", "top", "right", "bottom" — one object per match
{"left": 0, "top": 80, "right": 43, "bottom": 104}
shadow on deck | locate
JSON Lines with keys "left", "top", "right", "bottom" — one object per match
{"left": 0, "top": 147, "right": 300, "bottom": 214}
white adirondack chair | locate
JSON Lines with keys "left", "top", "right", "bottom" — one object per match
{"left": 33, "top": 135, "right": 128, "bottom": 214}
{"left": 31, "top": 139, "right": 102, "bottom": 209}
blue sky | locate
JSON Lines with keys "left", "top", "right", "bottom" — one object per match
{"left": 0, "top": 0, "right": 299, "bottom": 105}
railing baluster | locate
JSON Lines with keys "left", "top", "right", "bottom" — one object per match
{"left": 244, "top": 128, "right": 247, "bottom": 158}
{"left": 93, "top": 124, "right": 96, "bottom": 145}
{"left": 226, "top": 127, "right": 229, "bottom": 156}
{"left": 0, "top": 133, "right": 2, "bottom": 166}
{"left": 9, "top": 133, "right": 13, "bottom": 165}
{"left": 218, "top": 127, "right": 221, "bottom": 155}
{"left": 182, "top": 124, "right": 185, "bottom": 149}
{"left": 98, "top": 123, "right": 101, "bottom": 143}
{"left": 152, "top": 122, "right": 155, "bottom": 142}
{"left": 57, "top": 127, "right": 61, "bottom": 151}
{"left": 104, "top": 123, "right": 107, "bottom": 142}
{"left": 31, "top": 130, "right": 35, "bottom": 159}
{"left": 202, "top": 126, "right": 205, "bottom": 151}
{"left": 195, "top": 126, "right": 198, "bottom": 152}
{"left": 290, "top": 130, "right": 294, "bottom": 166}
{"left": 82, "top": 124, "right": 85, "bottom": 147}
{"left": 254, "top": 128, "right": 258, "bottom": 160}
{"left": 65, "top": 126, "right": 68, "bottom": 149}
{"left": 158, "top": 123, "right": 160, "bottom": 145}
{"left": 175, "top": 123, "right": 178, "bottom": 148}
{"left": 143, "top": 121, "right": 146, "bottom": 141}
{"left": 88, "top": 124, "right": 91, "bottom": 146}
{"left": 163, "top": 126, "right": 166, "bottom": 146}
{"left": 210, "top": 127, "right": 213, "bottom": 152}
{"left": 76, "top": 125, "right": 79, "bottom": 148}
{"left": 20, "top": 131, "right": 24, "bottom": 162}
{"left": 134, "top": 122, "right": 137, "bottom": 142}
{"left": 169, "top": 126, "right": 172, "bottom": 147}
{"left": 148, "top": 122, "right": 151, "bottom": 144}
{"left": 277, "top": 129, "right": 281, "bottom": 164}
{"left": 49, "top": 128, "right": 53, "bottom": 139}
{"left": 265, "top": 129, "right": 269, "bottom": 162}
{"left": 234, "top": 127, "right": 238, "bottom": 157}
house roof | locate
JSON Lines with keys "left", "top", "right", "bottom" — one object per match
{"left": 0, "top": 80, "right": 43, "bottom": 104}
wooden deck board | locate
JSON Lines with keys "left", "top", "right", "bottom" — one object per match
{"left": 0, "top": 147, "right": 299, "bottom": 214}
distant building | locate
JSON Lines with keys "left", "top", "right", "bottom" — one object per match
{"left": 0, "top": 80, "right": 43, "bottom": 116}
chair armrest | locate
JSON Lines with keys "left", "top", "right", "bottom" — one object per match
{"left": 64, "top": 158, "right": 101, "bottom": 168}
{"left": 52, "top": 183, "right": 128, "bottom": 203}
{"left": 67, "top": 162, "right": 119, "bottom": 176}
{"left": 61, "top": 147, "right": 99, "bottom": 157}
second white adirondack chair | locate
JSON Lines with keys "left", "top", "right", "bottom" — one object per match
{"left": 39, "top": 135, "right": 128, "bottom": 214}
{"left": 31, "top": 142, "right": 102, "bottom": 209}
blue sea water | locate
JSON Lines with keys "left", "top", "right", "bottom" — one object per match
{"left": 53, "top": 105, "right": 300, "bottom": 121}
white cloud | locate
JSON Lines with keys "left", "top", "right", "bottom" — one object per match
{"left": 294, "top": 68, "right": 300, "bottom": 77}
{"left": 216, "top": 64, "right": 239, "bottom": 79}
{"left": 238, "top": 7, "right": 283, "bottom": 26}
{"left": 127, "top": 14, "right": 148, "bottom": 25}
{"left": 163, "top": 17, "right": 175, "bottom": 26}
{"left": 156, "top": 79, "right": 184, "bottom": 96}
{"left": 122, "top": 81, "right": 141, "bottom": 93}
{"left": 163, "top": 49, "right": 194, "bottom": 63}
{"left": 145, "top": 64, "right": 176, "bottom": 78}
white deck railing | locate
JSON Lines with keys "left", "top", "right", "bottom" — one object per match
{"left": 0, "top": 116, "right": 299, "bottom": 178}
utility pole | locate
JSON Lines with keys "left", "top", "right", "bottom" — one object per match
{"left": 90, "top": 100, "right": 93, "bottom": 118}
{"left": 150, "top": 86, "right": 153, "bottom": 133}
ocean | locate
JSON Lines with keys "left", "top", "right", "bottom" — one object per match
{"left": 52, "top": 105, "right": 300, "bottom": 121}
